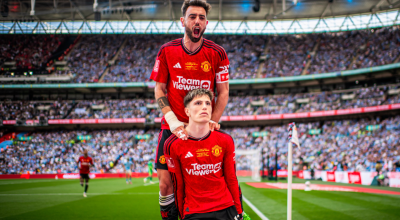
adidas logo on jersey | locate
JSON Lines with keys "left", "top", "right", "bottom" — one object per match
{"left": 185, "top": 151, "right": 194, "bottom": 158}
{"left": 173, "top": 63, "right": 182, "bottom": 68}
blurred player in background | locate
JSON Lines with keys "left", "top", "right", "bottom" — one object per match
{"left": 150, "top": 0, "right": 230, "bottom": 219}
{"left": 164, "top": 89, "right": 243, "bottom": 220}
{"left": 123, "top": 158, "right": 134, "bottom": 184}
{"left": 144, "top": 159, "right": 155, "bottom": 184}
{"left": 77, "top": 149, "right": 93, "bottom": 197}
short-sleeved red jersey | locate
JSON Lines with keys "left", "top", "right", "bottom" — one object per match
{"left": 164, "top": 130, "right": 242, "bottom": 219}
{"left": 77, "top": 156, "right": 93, "bottom": 174}
{"left": 150, "top": 38, "right": 230, "bottom": 129}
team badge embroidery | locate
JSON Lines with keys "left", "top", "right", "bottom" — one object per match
{"left": 185, "top": 62, "right": 198, "bottom": 70}
{"left": 159, "top": 155, "right": 166, "bottom": 164}
{"left": 196, "top": 148, "right": 210, "bottom": 157}
{"left": 201, "top": 61, "right": 212, "bottom": 72}
{"left": 211, "top": 145, "right": 222, "bottom": 157}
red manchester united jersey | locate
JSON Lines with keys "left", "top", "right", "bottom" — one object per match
{"left": 150, "top": 38, "right": 230, "bottom": 129}
{"left": 77, "top": 156, "right": 93, "bottom": 174}
{"left": 164, "top": 130, "right": 242, "bottom": 219}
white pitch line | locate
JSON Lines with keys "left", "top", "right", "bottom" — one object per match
{"left": 0, "top": 192, "right": 158, "bottom": 196}
{"left": 243, "top": 196, "right": 269, "bottom": 220}
{"left": 0, "top": 180, "right": 58, "bottom": 185}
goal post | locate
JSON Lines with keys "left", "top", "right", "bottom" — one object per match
{"left": 236, "top": 149, "right": 262, "bottom": 182}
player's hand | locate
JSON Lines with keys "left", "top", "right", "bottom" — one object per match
{"left": 235, "top": 213, "right": 243, "bottom": 220}
{"left": 209, "top": 120, "right": 220, "bottom": 131}
{"left": 173, "top": 126, "right": 188, "bottom": 140}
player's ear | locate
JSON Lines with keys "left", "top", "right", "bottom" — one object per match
{"left": 206, "top": 20, "right": 208, "bottom": 25}
{"left": 180, "top": 17, "right": 185, "bottom": 27}
{"left": 185, "top": 107, "right": 190, "bottom": 117}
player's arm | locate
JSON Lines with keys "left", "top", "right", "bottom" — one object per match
{"left": 76, "top": 157, "right": 81, "bottom": 169}
{"left": 223, "top": 138, "right": 243, "bottom": 215}
{"left": 165, "top": 143, "right": 185, "bottom": 219}
{"left": 210, "top": 82, "right": 229, "bottom": 131}
{"left": 171, "top": 153, "right": 185, "bottom": 219}
{"left": 155, "top": 82, "right": 188, "bottom": 140}
{"left": 90, "top": 158, "right": 94, "bottom": 167}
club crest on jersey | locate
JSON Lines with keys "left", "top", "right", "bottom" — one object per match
{"left": 185, "top": 62, "right": 198, "bottom": 71}
{"left": 159, "top": 155, "right": 166, "bottom": 164}
{"left": 196, "top": 148, "right": 210, "bottom": 157}
{"left": 201, "top": 61, "right": 212, "bottom": 72}
{"left": 212, "top": 145, "right": 222, "bottom": 157}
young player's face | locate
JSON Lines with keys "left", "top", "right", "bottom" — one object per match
{"left": 181, "top": 6, "right": 208, "bottom": 43}
{"left": 185, "top": 95, "right": 212, "bottom": 123}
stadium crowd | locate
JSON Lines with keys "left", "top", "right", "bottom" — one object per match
{"left": 1, "top": 27, "right": 399, "bottom": 82}
{"left": 0, "top": 100, "right": 72, "bottom": 120}
{"left": 0, "top": 35, "right": 65, "bottom": 69}
{"left": 67, "top": 35, "right": 125, "bottom": 83}
{"left": 65, "top": 99, "right": 159, "bottom": 119}
{"left": 0, "top": 85, "right": 398, "bottom": 120}
{"left": 0, "top": 129, "right": 158, "bottom": 174}
{"left": 103, "top": 35, "right": 177, "bottom": 83}
{"left": 227, "top": 116, "right": 400, "bottom": 173}
{"left": 223, "top": 85, "right": 393, "bottom": 116}
{"left": 1, "top": 116, "right": 399, "bottom": 174}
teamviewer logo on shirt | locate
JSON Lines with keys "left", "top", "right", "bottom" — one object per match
{"left": 200, "top": 80, "right": 211, "bottom": 90}
{"left": 173, "top": 76, "right": 211, "bottom": 91}
{"left": 185, "top": 162, "right": 222, "bottom": 176}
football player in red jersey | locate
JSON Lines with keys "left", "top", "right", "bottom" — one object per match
{"left": 150, "top": 1, "right": 230, "bottom": 219}
{"left": 77, "top": 149, "right": 93, "bottom": 197}
{"left": 164, "top": 88, "right": 243, "bottom": 220}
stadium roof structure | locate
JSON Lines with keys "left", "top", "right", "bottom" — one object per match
{"left": 1, "top": 0, "right": 399, "bottom": 21}
{"left": 0, "top": 0, "right": 400, "bottom": 34}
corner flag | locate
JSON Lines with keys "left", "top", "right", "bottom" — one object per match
{"left": 289, "top": 123, "right": 300, "bottom": 148}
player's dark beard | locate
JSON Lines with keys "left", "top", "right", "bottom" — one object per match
{"left": 185, "top": 25, "right": 205, "bottom": 43}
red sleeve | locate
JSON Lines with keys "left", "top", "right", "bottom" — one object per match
{"left": 216, "top": 48, "right": 230, "bottom": 84}
{"left": 223, "top": 136, "right": 243, "bottom": 215}
{"left": 164, "top": 137, "right": 185, "bottom": 219}
{"left": 150, "top": 47, "right": 169, "bottom": 83}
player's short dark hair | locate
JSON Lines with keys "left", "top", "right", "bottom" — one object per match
{"left": 181, "top": 0, "right": 212, "bottom": 17}
{"left": 184, "top": 88, "right": 214, "bottom": 107}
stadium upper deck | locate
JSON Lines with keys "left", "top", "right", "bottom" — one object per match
{"left": 1, "top": 26, "right": 400, "bottom": 85}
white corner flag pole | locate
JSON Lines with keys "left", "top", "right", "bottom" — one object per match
{"left": 287, "top": 122, "right": 299, "bottom": 220}
{"left": 287, "top": 140, "right": 293, "bottom": 220}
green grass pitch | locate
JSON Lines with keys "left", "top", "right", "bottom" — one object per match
{"left": 0, "top": 178, "right": 399, "bottom": 220}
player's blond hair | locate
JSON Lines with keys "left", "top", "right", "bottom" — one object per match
{"left": 181, "top": 0, "right": 212, "bottom": 16}
{"left": 184, "top": 88, "right": 214, "bottom": 107}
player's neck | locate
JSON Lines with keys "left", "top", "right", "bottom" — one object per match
{"left": 183, "top": 35, "right": 203, "bottom": 52}
{"left": 186, "top": 122, "right": 210, "bottom": 139}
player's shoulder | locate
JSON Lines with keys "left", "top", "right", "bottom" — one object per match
{"left": 203, "top": 39, "right": 227, "bottom": 60}
{"left": 157, "top": 38, "right": 182, "bottom": 57}
{"left": 203, "top": 38, "right": 224, "bottom": 51}
{"left": 214, "top": 130, "right": 234, "bottom": 142}
{"left": 164, "top": 134, "right": 181, "bottom": 154}
{"left": 160, "top": 38, "right": 182, "bottom": 50}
